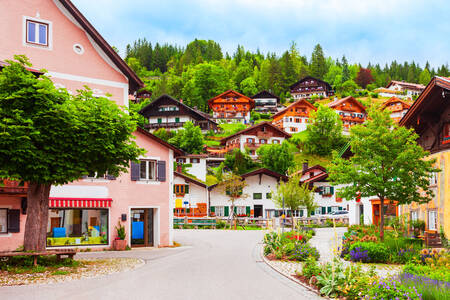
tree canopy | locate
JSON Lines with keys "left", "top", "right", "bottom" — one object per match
{"left": 223, "top": 149, "right": 259, "bottom": 175}
{"left": 328, "top": 109, "right": 438, "bottom": 240}
{"left": 257, "top": 141, "right": 295, "bottom": 175}
{"left": 168, "top": 121, "right": 204, "bottom": 154}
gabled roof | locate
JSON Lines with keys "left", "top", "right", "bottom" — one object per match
{"left": 251, "top": 90, "right": 280, "bottom": 101}
{"left": 139, "top": 94, "right": 217, "bottom": 124}
{"left": 300, "top": 172, "right": 329, "bottom": 184}
{"left": 174, "top": 171, "right": 207, "bottom": 188}
{"left": 220, "top": 121, "right": 291, "bottom": 144}
{"left": 328, "top": 96, "right": 366, "bottom": 113}
{"left": 58, "top": 0, "right": 143, "bottom": 93}
{"left": 400, "top": 76, "right": 450, "bottom": 127}
{"left": 301, "top": 165, "right": 327, "bottom": 176}
{"left": 381, "top": 96, "right": 411, "bottom": 110}
{"left": 0, "top": 60, "right": 43, "bottom": 75}
{"left": 241, "top": 168, "right": 288, "bottom": 181}
{"left": 207, "top": 90, "right": 255, "bottom": 108}
{"left": 386, "top": 80, "right": 425, "bottom": 91}
{"left": 272, "top": 99, "right": 317, "bottom": 119}
{"left": 289, "top": 76, "right": 333, "bottom": 90}
{"left": 136, "top": 127, "right": 184, "bottom": 156}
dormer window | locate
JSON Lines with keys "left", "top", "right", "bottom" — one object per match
{"left": 26, "top": 19, "right": 49, "bottom": 46}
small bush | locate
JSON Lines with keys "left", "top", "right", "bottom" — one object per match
{"left": 365, "top": 278, "right": 422, "bottom": 300}
{"left": 289, "top": 243, "right": 320, "bottom": 261}
{"left": 349, "top": 242, "right": 389, "bottom": 263}
{"left": 301, "top": 256, "right": 321, "bottom": 279}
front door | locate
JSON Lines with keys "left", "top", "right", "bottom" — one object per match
{"left": 254, "top": 205, "right": 263, "bottom": 218}
{"left": 131, "top": 208, "right": 154, "bottom": 247}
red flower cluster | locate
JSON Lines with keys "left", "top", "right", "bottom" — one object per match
{"left": 288, "top": 234, "right": 303, "bottom": 241}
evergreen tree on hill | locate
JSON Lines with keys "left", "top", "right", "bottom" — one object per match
{"left": 310, "top": 44, "right": 328, "bottom": 79}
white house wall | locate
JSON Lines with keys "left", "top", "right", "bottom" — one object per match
{"left": 173, "top": 176, "right": 208, "bottom": 208}
{"left": 184, "top": 158, "right": 207, "bottom": 182}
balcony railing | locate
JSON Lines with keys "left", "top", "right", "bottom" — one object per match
{"left": 0, "top": 179, "right": 28, "bottom": 195}
{"left": 145, "top": 122, "right": 184, "bottom": 129}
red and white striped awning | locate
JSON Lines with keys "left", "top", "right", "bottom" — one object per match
{"left": 49, "top": 197, "right": 112, "bottom": 208}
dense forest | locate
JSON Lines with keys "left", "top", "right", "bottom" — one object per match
{"left": 125, "top": 38, "right": 450, "bottom": 112}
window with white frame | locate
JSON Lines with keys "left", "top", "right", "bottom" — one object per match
{"left": 236, "top": 206, "right": 246, "bottom": 215}
{"left": 26, "top": 19, "right": 49, "bottom": 46}
{"left": 429, "top": 172, "right": 438, "bottom": 186}
{"left": 215, "top": 206, "right": 224, "bottom": 217}
{"left": 0, "top": 209, "right": 7, "bottom": 233}
{"left": 331, "top": 206, "right": 339, "bottom": 213}
{"left": 428, "top": 210, "right": 437, "bottom": 231}
{"left": 410, "top": 211, "right": 418, "bottom": 222}
{"left": 315, "top": 208, "right": 322, "bottom": 215}
{"left": 140, "top": 160, "right": 156, "bottom": 180}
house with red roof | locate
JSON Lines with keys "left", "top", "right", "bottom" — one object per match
{"left": 327, "top": 96, "right": 367, "bottom": 134}
{"left": 272, "top": 99, "right": 317, "bottom": 134}
{"left": 381, "top": 96, "right": 411, "bottom": 123}
{"left": 208, "top": 90, "right": 255, "bottom": 124}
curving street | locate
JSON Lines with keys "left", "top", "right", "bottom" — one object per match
{"left": 0, "top": 230, "right": 321, "bottom": 300}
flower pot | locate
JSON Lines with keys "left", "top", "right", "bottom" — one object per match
{"left": 113, "top": 239, "right": 127, "bottom": 251}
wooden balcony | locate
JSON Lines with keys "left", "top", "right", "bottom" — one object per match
{"left": 256, "top": 131, "right": 273, "bottom": 139}
{"left": 0, "top": 179, "right": 28, "bottom": 196}
{"left": 340, "top": 115, "right": 365, "bottom": 123}
{"left": 244, "top": 142, "right": 261, "bottom": 150}
{"left": 145, "top": 122, "right": 184, "bottom": 130}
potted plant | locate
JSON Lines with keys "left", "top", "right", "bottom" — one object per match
{"left": 113, "top": 221, "right": 127, "bottom": 251}
{"left": 411, "top": 220, "right": 425, "bottom": 237}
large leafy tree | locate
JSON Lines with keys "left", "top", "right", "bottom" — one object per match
{"left": 257, "top": 141, "right": 295, "bottom": 175}
{"left": 0, "top": 57, "right": 144, "bottom": 251}
{"left": 304, "top": 105, "right": 345, "bottom": 156}
{"left": 272, "top": 175, "right": 316, "bottom": 229}
{"left": 328, "top": 109, "right": 438, "bottom": 240}
{"left": 168, "top": 121, "right": 204, "bottom": 154}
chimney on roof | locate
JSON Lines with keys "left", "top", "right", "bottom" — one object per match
{"left": 302, "top": 162, "right": 309, "bottom": 172}
{"left": 180, "top": 99, "right": 183, "bottom": 103}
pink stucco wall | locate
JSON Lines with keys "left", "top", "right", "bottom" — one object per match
{"left": 0, "top": 197, "right": 27, "bottom": 252}
{"left": 0, "top": 0, "right": 128, "bottom": 106}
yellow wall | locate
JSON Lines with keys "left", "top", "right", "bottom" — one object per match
{"left": 402, "top": 150, "right": 449, "bottom": 237}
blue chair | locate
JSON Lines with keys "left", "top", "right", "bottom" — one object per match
{"left": 53, "top": 227, "right": 66, "bottom": 238}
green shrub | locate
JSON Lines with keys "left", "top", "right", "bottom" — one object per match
{"left": 349, "top": 242, "right": 389, "bottom": 263}
{"left": 403, "top": 263, "right": 450, "bottom": 282}
{"left": 301, "top": 256, "right": 321, "bottom": 279}
{"left": 365, "top": 278, "right": 422, "bottom": 300}
{"left": 289, "top": 243, "right": 320, "bottom": 261}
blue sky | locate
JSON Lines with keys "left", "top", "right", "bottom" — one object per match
{"left": 72, "top": 0, "right": 450, "bottom": 68}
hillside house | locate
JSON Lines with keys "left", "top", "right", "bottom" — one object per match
{"left": 272, "top": 99, "right": 317, "bottom": 134}
{"left": 139, "top": 95, "right": 217, "bottom": 133}
{"left": 250, "top": 90, "right": 280, "bottom": 114}
{"left": 381, "top": 96, "right": 411, "bottom": 123}
{"left": 175, "top": 154, "right": 208, "bottom": 182}
{"left": 208, "top": 90, "right": 255, "bottom": 124}
{"left": 400, "top": 76, "right": 450, "bottom": 239}
{"left": 219, "top": 122, "right": 291, "bottom": 158}
{"left": 328, "top": 96, "right": 367, "bottom": 134}
{"left": 386, "top": 80, "right": 425, "bottom": 97}
{"left": 208, "top": 168, "right": 288, "bottom": 218}
{"left": 290, "top": 76, "right": 334, "bottom": 100}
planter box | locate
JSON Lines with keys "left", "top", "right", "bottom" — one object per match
{"left": 113, "top": 239, "right": 127, "bottom": 251}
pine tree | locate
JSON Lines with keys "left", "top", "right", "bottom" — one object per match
{"left": 310, "top": 44, "right": 327, "bottom": 79}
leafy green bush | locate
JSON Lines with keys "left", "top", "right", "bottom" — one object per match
{"left": 403, "top": 263, "right": 450, "bottom": 282}
{"left": 289, "top": 243, "right": 320, "bottom": 261}
{"left": 301, "top": 256, "right": 321, "bottom": 279}
{"left": 365, "top": 278, "right": 422, "bottom": 300}
{"left": 348, "top": 242, "right": 389, "bottom": 263}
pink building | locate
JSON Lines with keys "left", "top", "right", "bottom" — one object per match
{"left": 0, "top": 1, "right": 181, "bottom": 250}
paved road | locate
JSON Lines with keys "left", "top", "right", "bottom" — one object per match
{"left": 0, "top": 230, "right": 321, "bottom": 300}
{"left": 309, "top": 227, "right": 347, "bottom": 262}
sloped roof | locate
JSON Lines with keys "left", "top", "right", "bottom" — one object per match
{"left": 139, "top": 94, "right": 216, "bottom": 124}
{"left": 220, "top": 121, "right": 291, "bottom": 144}
{"left": 381, "top": 96, "right": 411, "bottom": 110}
{"left": 400, "top": 76, "right": 450, "bottom": 127}
{"left": 58, "top": 0, "right": 143, "bottom": 92}
{"left": 251, "top": 90, "right": 280, "bottom": 101}
{"left": 136, "top": 127, "right": 184, "bottom": 156}
{"left": 207, "top": 90, "right": 255, "bottom": 108}
{"left": 386, "top": 80, "right": 425, "bottom": 91}
{"left": 272, "top": 99, "right": 317, "bottom": 119}
{"left": 241, "top": 168, "right": 288, "bottom": 181}
{"left": 0, "top": 60, "right": 43, "bottom": 75}
{"left": 289, "top": 76, "right": 333, "bottom": 90}
{"left": 327, "top": 96, "right": 366, "bottom": 113}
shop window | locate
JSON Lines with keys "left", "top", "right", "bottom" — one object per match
{"left": 140, "top": 160, "right": 156, "bottom": 180}
{"left": 26, "top": 19, "right": 49, "bottom": 46}
{"left": 46, "top": 209, "right": 108, "bottom": 246}
{"left": 0, "top": 209, "right": 7, "bottom": 233}
{"left": 253, "top": 193, "right": 262, "bottom": 200}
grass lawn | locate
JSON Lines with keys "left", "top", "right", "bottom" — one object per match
{"left": 204, "top": 139, "right": 221, "bottom": 147}
{"left": 206, "top": 174, "right": 219, "bottom": 186}
{"left": 215, "top": 123, "right": 247, "bottom": 137}
{"left": 294, "top": 152, "right": 332, "bottom": 168}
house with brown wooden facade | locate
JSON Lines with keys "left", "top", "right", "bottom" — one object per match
{"left": 399, "top": 76, "right": 450, "bottom": 242}
{"left": 381, "top": 96, "right": 411, "bottom": 123}
{"left": 218, "top": 122, "right": 291, "bottom": 158}
{"left": 272, "top": 99, "right": 317, "bottom": 134}
{"left": 327, "top": 96, "right": 367, "bottom": 134}
{"left": 250, "top": 90, "right": 280, "bottom": 114}
{"left": 139, "top": 94, "right": 217, "bottom": 133}
{"left": 290, "top": 76, "right": 334, "bottom": 100}
{"left": 208, "top": 90, "right": 255, "bottom": 124}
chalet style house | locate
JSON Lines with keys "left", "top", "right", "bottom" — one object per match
{"left": 272, "top": 99, "right": 317, "bottom": 134}
{"left": 129, "top": 89, "right": 152, "bottom": 104}
{"left": 209, "top": 168, "right": 288, "bottom": 218}
{"left": 219, "top": 122, "right": 291, "bottom": 157}
{"left": 381, "top": 96, "right": 411, "bottom": 123}
{"left": 386, "top": 80, "right": 425, "bottom": 97}
{"left": 328, "top": 96, "right": 367, "bottom": 134}
{"left": 173, "top": 171, "right": 209, "bottom": 217}
{"left": 400, "top": 76, "right": 450, "bottom": 241}
{"left": 139, "top": 94, "right": 218, "bottom": 133}
{"left": 208, "top": 90, "right": 255, "bottom": 124}
{"left": 250, "top": 90, "right": 280, "bottom": 114}
{"left": 290, "top": 76, "right": 334, "bottom": 100}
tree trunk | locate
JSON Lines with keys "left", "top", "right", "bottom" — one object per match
{"left": 379, "top": 197, "right": 385, "bottom": 242}
{"left": 292, "top": 214, "right": 295, "bottom": 231}
{"left": 24, "top": 183, "right": 51, "bottom": 252}
{"left": 229, "top": 202, "right": 235, "bottom": 230}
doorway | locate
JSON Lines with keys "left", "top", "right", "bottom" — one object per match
{"left": 131, "top": 208, "right": 154, "bottom": 247}
{"left": 254, "top": 205, "right": 263, "bottom": 218}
